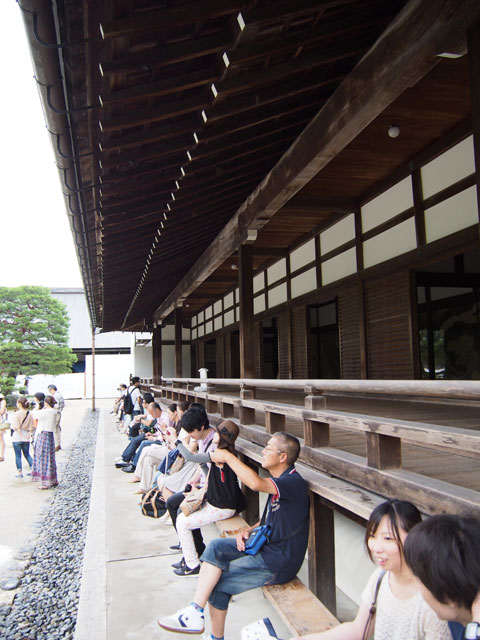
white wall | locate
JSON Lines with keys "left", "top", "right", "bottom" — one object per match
{"left": 28, "top": 353, "right": 133, "bottom": 399}
{"left": 85, "top": 354, "right": 132, "bottom": 398}
{"left": 28, "top": 373, "right": 85, "bottom": 399}
{"left": 132, "top": 344, "right": 153, "bottom": 378}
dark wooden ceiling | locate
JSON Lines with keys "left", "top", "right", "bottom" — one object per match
{"left": 40, "top": 0, "right": 411, "bottom": 331}
{"left": 23, "top": 0, "right": 477, "bottom": 331}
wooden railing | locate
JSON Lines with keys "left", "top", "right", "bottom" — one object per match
{"left": 150, "top": 376, "right": 480, "bottom": 614}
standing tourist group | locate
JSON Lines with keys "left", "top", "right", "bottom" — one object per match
{"left": 0, "top": 385, "right": 64, "bottom": 489}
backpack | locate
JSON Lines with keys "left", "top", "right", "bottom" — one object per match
{"left": 141, "top": 489, "right": 167, "bottom": 518}
{"left": 123, "top": 387, "right": 134, "bottom": 415}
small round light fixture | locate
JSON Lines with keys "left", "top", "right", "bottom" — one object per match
{"left": 388, "top": 124, "right": 400, "bottom": 138}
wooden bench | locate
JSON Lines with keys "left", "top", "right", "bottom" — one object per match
{"left": 215, "top": 514, "right": 339, "bottom": 636}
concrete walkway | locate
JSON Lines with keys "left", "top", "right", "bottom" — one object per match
{"left": 0, "top": 398, "right": 92, "bottom": 600}
{"left": 75, "top": 406, "right": 294, "bottom": 640}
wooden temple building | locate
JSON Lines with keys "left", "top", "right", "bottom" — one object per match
{"left": 20, "top": 0, "right": 480, "bottom": 624}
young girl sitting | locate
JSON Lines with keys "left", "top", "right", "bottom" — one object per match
{"left": 295, "top": 499, "right": 450, "bottom": 640}
{"left": 172, "top": 419, "right": 245, "bottom": 577}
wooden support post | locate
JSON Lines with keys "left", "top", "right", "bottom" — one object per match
{"left": 152, "top": 326, "right": 162, "bottom": 385}
{"left": 304, "top": 420, "right": 330, "bottom": 447}
{"left": 175, "top": 307, "right": 183, "bottom": 378}
{"left": 366, "top": 433, "right": 402, "bottom": 469}
{"left": 206, "top": 397, "right": 218, "bottom": 413}
{"left": 265, "top": 411, "right": 285, "bottom": 434}
{"left": 304, "top": 387, "right": 328, "bottom": 443}
{"left": 220, "top": 402, "right": 235, "bottom": 418}
{"left": 186, "top": 383, "right": 195, "bottom": 403}
{"left": 241, "top": 455, "right": 260, "bottom": 524}
{"left": 240, "top": 405, "right": 256, "bottom": 425}
{"left": 304, "top": 387, "right": 327, "bottom": 410}
{"left": 240, "top": 384, "right": 256, "bottom": 424}
{"left": 239, "top": 244, "right": 255, "bottom": 378}
{"left": 308, "top": 493, "right": 336, "bottom": 616}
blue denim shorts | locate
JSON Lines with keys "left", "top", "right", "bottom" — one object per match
{"left": 201, "top": 538, "right": 275, "bottom": 611}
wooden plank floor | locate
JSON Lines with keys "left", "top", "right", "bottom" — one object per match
{"left": 220, "top": 389, "right": 480, "bottom": 493}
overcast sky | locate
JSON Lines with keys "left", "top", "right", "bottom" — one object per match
{"left": 1, "top": 1, "right": 83, "bottom": 289}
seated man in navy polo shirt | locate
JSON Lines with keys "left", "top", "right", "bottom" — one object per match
{"left": 158, "top": 431, "right": 309, "bottom": 640}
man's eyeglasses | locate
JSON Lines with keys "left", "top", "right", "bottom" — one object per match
{"left": 263, "top": 445, "right": 284, "bottom": 455}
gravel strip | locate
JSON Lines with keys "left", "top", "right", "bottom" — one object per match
{"left": 0, "top": 410, "right": 99, "bottom": 640}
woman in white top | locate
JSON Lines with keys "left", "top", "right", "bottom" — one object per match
{"left": 0, "top": 392, "right": 7, "bottom": 461}
{"left": 11, "top": 397, "right": 35, "bottom": 477}
{"left": 31, "top": 394, "right": 58, "bottom": 489}
{"left": 296, "top": 500, "right": 450, "bottom": 640}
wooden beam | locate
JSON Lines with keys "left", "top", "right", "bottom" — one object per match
{"left": 100, "top": 66, "right": 217, "bottom": 106}
{"left": 100, "top": 0, "right": 244, "bottom": 38}
{"left": 152, "top": 0, "right": 480, "bottom": 324}
{"left": 99, "top": 34, "right": 227, "bottom": 76}
{"left": 253, "top": 247, "right": 287, "bottom": 257}
{"left": 99, "top": 95, "right": 209, "bottom": 133}
{"left": 281, "top": 198, "right": 356, "bottom": 215}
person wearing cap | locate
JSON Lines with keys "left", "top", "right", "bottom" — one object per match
{"left": 170, "top": 420, "right": 246, "bottom": 577}
{"left": 158, "top": 431, "right": 309, "bottom": 640}
{"left": 0, "top": 391, "right": 7, "bottom": 462}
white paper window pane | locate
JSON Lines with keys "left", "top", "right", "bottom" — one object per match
{"left": 320, "top": 214, "right": 355, "bottom": 254}
{"left": 425, "top": 186, "right": 478, "bottom": 244}
{"left": 291, "top": 268, "right": 316, "bottom": 298}
{"left": 205, "top": 306, "right": 213, "bottom": 319}
{"left": 268, "top": 283, "right": 288, "bottom": 308}
{"left": 267, "top": 259, "right": 286, "bottom": 285}
{"left": 214, "top": 300, "right": 222, "bottom": 315}
{"left": 363, "top": 218, "right": 416, "bottom": 268}
{"left": 421, "top": 136, "right": 475, "bottom": 199}
{"left": 322, "top": 248, "right": 357, "bottom": 285}
{"left": 290, "top": 239, "right": 315, "bottom": 272}
{"left": 253, "top": 273, "right": 264, "bottom": 293}
{"left": 214, "top": 317, "right": 222, "bottom": 331}
{"left": 224, "top": 310, "right": 234, "bottom": 326}
{"left": 224, "top": 292, "right": 234, "bottom": 308}
{"left": 361, "top": 177, "right": 413, "bottom": 233}
{"left": 254, "top": 294, "right": 266, "bottom": 314}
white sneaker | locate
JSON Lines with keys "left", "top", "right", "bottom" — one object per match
{"left": 115, "top": 456, "right": 124, "bottom": 463}
{"left": 158, "top": 511, "right": 172, "bottom": 524}
{"left": 158, "top": 604, "right": 205, "bottom": 634}
{"left": 241, "top": 618, "right": 281, "bottom": 640}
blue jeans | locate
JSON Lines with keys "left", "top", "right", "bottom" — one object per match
{"left": 201, "top": 538, "right": 275, "bottom": 610}
{"left": 13, "top": 441, "right": 33, "bottom": 471}
{"left": 121, "top": 434, "right": 146, "bottom": 462}
{"left": 132, "top": 439, "right": 157, "bottom": 466}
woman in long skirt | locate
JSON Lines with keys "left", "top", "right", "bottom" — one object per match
{"left": 31, "top": 394, "right": 58, "bottom": 489}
